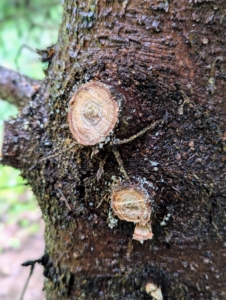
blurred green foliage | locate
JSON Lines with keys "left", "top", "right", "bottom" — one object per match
{"left": 0, "top": 0, "right": 62, "bottom": 249}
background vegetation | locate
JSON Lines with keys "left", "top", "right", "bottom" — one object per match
{"left": 0, "top": 0, "right": 62, "bottom": 251}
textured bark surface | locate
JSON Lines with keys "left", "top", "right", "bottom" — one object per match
{"left": 1, "top": 0, "right": 226, "bottom": 299}
{"left": 0, "top": 66, "right": 40, "bottom": 109}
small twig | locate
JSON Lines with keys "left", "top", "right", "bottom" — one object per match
{"left": 96, "top": 192, "right": 110, "bottom": 208}
{"left": 40, "top": 142, "right": 78, "bottom": 163}
{"left": 112, "top": 118, "right": 165, "bottom": 146}
{"left": 29, "top": 142, "right": 78, "bottom": 171}
{"left": 96, "top": 197, "right": 105, "bottom": 208}
{"left": 20, "top": 258, "right": 42, "bottom": 300}
{"left": 57, "top": 188, "right": 72, "bottom": 211}
{"left": 126, "top": 239, "right": 134, "bottom": 260}
{"left": 96, "top": 154, "right": 108, "bottom": 181}
{"left": 112, "top": 147, "right": 129, "bottom": 181}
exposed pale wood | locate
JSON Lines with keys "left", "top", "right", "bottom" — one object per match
{"left": 111, "top": 186, "right": 151, "bottom": 226}
{"left": 68, "top": 81, "right": 119, "bottom": 145}
{"left": 132, "top": 224, "right": 153, "bottom": 242}
{"left": 111, "top": 185, "right": 153, "bottom": 242}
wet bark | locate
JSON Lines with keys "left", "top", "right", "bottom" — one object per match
{"left": 1, "top": 0, "right": 226, "bottom": 299}
{"left": 0, "top": 66, "right": 40, "bottom": 110}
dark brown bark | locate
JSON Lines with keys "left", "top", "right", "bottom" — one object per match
{"left": 0, "top": 66, "right": 40, "bottom": 109}
{"left": 1, "top": 0, "right": 226, "bottom": 299}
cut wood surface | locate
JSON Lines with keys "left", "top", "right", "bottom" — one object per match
{"left": 111, "top": 184, "right": 153, "bottom": 242}
{"left": 111, "top": 186, "right": 151, "bottom": 226}
{"left": 0, "top": 0, "right": 225, "bottom": 299}
{"left": 68, "top": 81, "right": 119, "bottom": 145}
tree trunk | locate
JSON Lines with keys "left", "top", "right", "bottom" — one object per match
{"left": 1, "top": 0, "right": 226, "bottom": 299}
